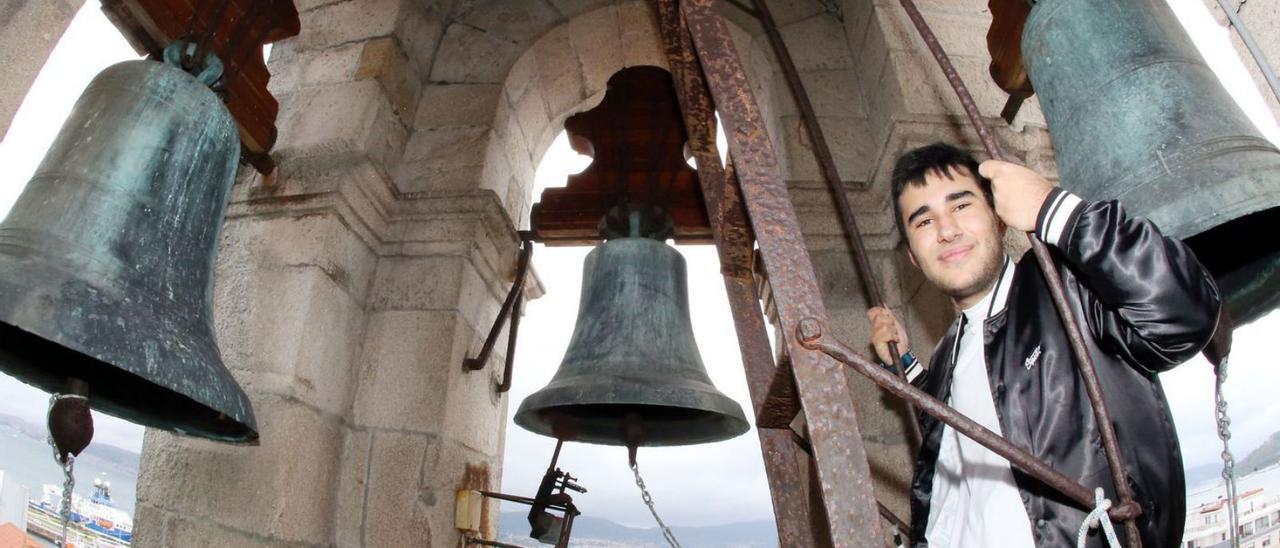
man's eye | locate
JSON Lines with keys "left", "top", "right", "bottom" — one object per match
{"left": 915, "top": 219, "right": 932, "bottom": 229}
{"left": 955, "top": 202, "right": 971, "bottom": 211}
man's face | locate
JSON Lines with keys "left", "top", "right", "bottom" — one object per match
{"left": 899, "top": 167, "right": 1005, "bottom": 308}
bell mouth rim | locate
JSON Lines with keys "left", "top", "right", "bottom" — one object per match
{"left": 513, "top": 383, "right": 751, "bottom": 447}
{"left": 513, "top": 402, "right": 751, "bottom": 447}
{"left": 0, "top": 320, "right": 258, "bottom": 444}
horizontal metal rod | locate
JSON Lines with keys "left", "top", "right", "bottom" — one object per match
{"left": 476, "top": 490, "right": 572, "bottom": 513}
{"left": 796, "top": 320, "right": 1142, "bottom": 522}
{"left": 466, "top": 537, "right": 526, "bottom": 548}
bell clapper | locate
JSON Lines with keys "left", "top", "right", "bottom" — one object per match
{"left": 623, "top": 412, "right": 644, "bottom": 468}
{"left": 46, "top": 378, "right": 93, "bottom": 547}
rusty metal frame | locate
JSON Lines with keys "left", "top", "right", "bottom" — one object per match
{"left": 680, "top": 0, "right": 886, "bottom": 543}
{"left": 655, "top": 2, "right": 822, "bottom": 544}
{"left": 463, "top": 237, "right": 533, "bottom": 393}
{"left": 750, "top": 0, "right": 924, "bottom": 449}
{"left": 645, "top": 0, "right": 1152, "bottom": 545}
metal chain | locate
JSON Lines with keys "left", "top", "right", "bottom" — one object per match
{"left": 630, "top": 461, "right": 682, "bottom": 548}
{"left": 1215, "top": 357, "right": 1241, "bottom": 548}
{"left": 46, "top": 394, "right": 79, "bottom": 548}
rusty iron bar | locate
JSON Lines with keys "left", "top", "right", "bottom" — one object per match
{"left": 498, "top": 288, "right": 523, "bottom": 393}
{"left": 725, "top": 277, "right": 828, "bottom": 547}
{"left": 654, "top": 2, "right": 822, "bottom": 544}
{"left": 787, "top": 415, "right": 910, "bottom": 544}
{"left": 682, "top": 0, "right": 885, "bottom": 543}
{"left": 466, "top": 538, "right": 525, "bottom": 548}
{"left": 877, "top": 501, "right": 912, "bottom": 544}
{"left": 795, "top": 319, "right": 1144, "bottom": 523}
{"left": 477, "top": 490, "right": 570, "bottom": 512}
{"left": 752, "top": 0, "right": 924, "bottom": 449}
{"left": 895, "top": 1, "right": 1144, "bottom": 544}
{"left": 463, "top": 238, "right": 532, "bottom": 395}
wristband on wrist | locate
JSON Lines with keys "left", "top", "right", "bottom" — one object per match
{"left": 900, "top": 350, "right": 917, "bottom": 370}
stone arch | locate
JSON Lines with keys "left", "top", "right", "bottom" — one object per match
{"left": 398, "top": 0, "right": 785, "bottom": 230}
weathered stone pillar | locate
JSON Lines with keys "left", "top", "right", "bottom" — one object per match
{"left": 134, "top": 1, "right": 530, "bottom": 546}
{"left": 0, "top": 0, "right": 84, "bottom": 138}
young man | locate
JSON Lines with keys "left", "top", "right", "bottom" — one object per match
{"left": 868, "top": 143, "right": 1220, "bottom": 547}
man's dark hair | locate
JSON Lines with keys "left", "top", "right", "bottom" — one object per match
{"left": 890, "top": 142, "right": 994, "bottom": 238}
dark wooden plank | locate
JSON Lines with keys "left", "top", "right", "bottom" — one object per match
{"left": 530, "top": 66, "right": 713, "bottom": 243}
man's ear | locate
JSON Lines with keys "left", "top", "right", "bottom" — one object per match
{"left": 907, "top": 246, "right": 919, "bottom": 269}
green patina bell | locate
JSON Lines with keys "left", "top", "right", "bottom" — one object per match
{"left": 515, "top": 222, "right": 749, "bottom": 447}
{"left": 1024, "top": 0, "right": 1280, "bottom": 324}
{"left": 0, "top": 43, "right": 256, "bottom": 442}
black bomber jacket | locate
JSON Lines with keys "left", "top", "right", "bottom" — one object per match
{"left": 907, "top": 188, "right": 1221, "bottom": 548}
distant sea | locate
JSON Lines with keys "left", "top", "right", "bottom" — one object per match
{"left": 0, "top": 422, "right": 139, "bottom": 514}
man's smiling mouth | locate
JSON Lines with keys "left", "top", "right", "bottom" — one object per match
{"left": 938, "top": 244, "right": 974, "bottom": 264}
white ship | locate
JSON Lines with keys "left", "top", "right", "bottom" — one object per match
{"left": 27, "top": 476, "right": 132, "bottom": 547}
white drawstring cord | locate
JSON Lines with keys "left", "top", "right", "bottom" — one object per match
{"left": 1076, "top": 487, "right": 1122, "bottom": 548}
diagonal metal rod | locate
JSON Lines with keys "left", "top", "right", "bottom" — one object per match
{"left": 796, "top": 320, "right": 1143, "bottom": 523}
{"left": 1217, "top": 0, "right": 1280, "bottom": 105}
{"left": 464, "top": 238, "right": 532, "bottom": 395}
{"left": 682, "top": 0, "right": 885, "bottom": 542}
{"left": 752, "top": 0, "right": 924, "bottom": 449}
{"left": 895, "top": 1, "right": 1142, "bottom": 545}
{"left": 654, "top": 2, "right": 823, "bottom": 544}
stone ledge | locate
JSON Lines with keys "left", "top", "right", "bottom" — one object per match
{"left": 229, "top": 155, "right": 542, "bottom": 305}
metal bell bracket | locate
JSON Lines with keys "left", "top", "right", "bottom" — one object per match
{"left": 600, "top": 205, "right": 675, "bottom": 241}
{"left": 462, "top": 236, "right": 533, "bottom": 393}
{"left": 163, "top": 41, "right": 225, "bottom": 88}
{"left": 459, "top": 440, "right": 583, "bottom": 548}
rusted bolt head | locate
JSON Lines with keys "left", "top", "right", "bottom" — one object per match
{"left": 796, "top": 318, "right": 823, "bottom": 346}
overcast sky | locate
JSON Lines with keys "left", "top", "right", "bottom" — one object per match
{"left": 0, "top": 0, "right": 1277, "bottom": 531}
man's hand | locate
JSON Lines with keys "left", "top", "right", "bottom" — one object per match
{"left": 979, "top": 159, "right": 1055, "bottom": 233}
{"left": 867, "top": 306, "right": 909, "bottom": 365}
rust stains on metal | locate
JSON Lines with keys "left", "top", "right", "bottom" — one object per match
{"left": 797, "top": 320, "right": 1143, "bottom": 523}
{"left": 461, "top": 463, "right": 495, "bottom": 536}
{"left": 752, "top": 0, "right": 924, "bottom": 448}
{"left": 655, "top": 1, "right": 823, "bottom": 544}
{"left": 681, "top": 0, "right": 884, "bottom": 543}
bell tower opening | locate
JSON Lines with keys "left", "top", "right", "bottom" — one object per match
{"left": 498, "top": 128, "right": 776, "bottom": 534}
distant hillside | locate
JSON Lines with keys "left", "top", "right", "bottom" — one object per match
{"left": 497, "top": 512, "right": 776, "bottom": 548}
{"left": 1186, "top": 462, "right": 1222, "bottom": 488}
{"left": 1239, "top": 431, "right": 1280, "bottom": 475}
{"left": 0, "top": 412, "right": 45, "bottom": 440}
{"left": 0, "top": 411, "right": 139, "bottom": 472}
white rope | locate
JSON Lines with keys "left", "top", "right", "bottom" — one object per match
{"left": 1076, "top": 487, "right": 1121, "bottom": 548}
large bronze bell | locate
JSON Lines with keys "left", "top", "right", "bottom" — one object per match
{"left": 1024, "top": 0, "right": 1280, "bottom": 323}
{"left": 514, "top": 237, "right": 749, "bottom": 447}
{"left": 0, "top": 44, "right": 256, "bottom": 442}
